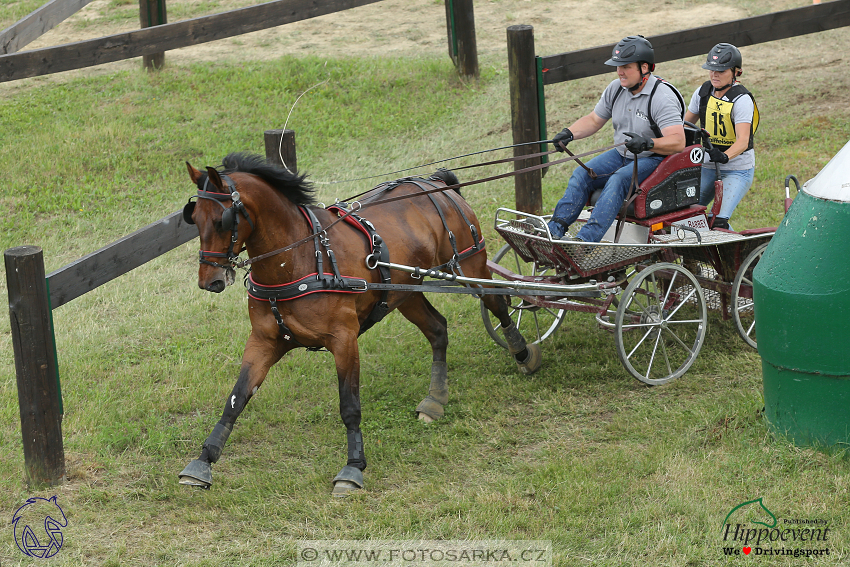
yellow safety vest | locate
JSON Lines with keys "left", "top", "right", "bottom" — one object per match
{"left": 698, "top": 82, "right": 760, "bottom": 152}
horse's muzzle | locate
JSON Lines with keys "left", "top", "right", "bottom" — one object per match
{"left": 200, "top": 267, "right": 236, "bottom": 293}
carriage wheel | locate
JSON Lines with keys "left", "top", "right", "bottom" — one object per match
{"left": 614, "top": 263, "right": 707, "bottom": 386}
{"left": 481, "top": 243, "right": 566, "bottom": 349}
{"left": 732, "top": 242, "right": 769, "bottom": 349}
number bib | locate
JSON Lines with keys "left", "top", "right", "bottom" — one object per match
{"left": 706, "top": 95, "right": 736, "bottom": 149}
{"left": 698, "top": 82, "right": 759, "bottom": 153}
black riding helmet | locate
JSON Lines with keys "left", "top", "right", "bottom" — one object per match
{"left": 702, "top": 43, "right": 742, "bottom": 72}
{"left": 605, "top": 35, "right": 655, "bottom": 92}
{"left": 605, "top": 35, "right": 655, "bottom": 69}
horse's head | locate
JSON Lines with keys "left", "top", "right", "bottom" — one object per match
{"left": 184, "top": 162, "right": 255, "bottom": 293}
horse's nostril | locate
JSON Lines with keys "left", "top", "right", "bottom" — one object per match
{"left": 205, "top": 280, "right": 226, "bottom": 293}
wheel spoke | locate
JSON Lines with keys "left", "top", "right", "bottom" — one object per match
{"left": 651, "top": 330, "right": 674, "bottom": 382}
{"left": 615, "top": 262, "right": 707, "bottom": 386}
{"left": 627, "top": 326, "right": 658, "bottom": 359}
{"left": 663, "top": 325, "right": 695, "bottom": 354}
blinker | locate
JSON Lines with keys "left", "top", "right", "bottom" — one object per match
{"left": 183, "top": 200, "right": 197, "bottom": 225}
{"left": 221, "top": 206, "right": 236, "bottom": 231}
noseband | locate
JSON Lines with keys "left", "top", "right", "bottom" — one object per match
{"left": 183, "top": 175, "right": 255, "bottom": 269}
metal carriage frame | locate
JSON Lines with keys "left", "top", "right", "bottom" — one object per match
{"left": 479, "top": 206, "right": 777, "bottom": 385}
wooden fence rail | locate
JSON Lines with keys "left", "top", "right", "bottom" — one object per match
{"left": 0, "top": 0, "right": 384, "bottom": 83}
{"left": 0, "top": 0, "right": 94, "bottom": 55}
{"left": 507, "top": 0, "right": 850, "bottom": 211}
{"left": 0, "top": 0, "right": 478, "bottom": 82}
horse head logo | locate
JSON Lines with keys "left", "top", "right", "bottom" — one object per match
{"left": 12, "top": 496, "right": 68, "bottom": 558}
{"left": 722, "top": 497, "right": 777, "bottom": 532}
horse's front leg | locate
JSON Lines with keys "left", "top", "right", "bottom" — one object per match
{"left": 179, "top": 333, "right": 288, "bottom": 488}
{"left": 329, "top": 332, "right": 367, "bottom": 498}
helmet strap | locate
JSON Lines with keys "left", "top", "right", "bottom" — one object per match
{"left": 627, "top": 62, "right": 652, "bottom": 93}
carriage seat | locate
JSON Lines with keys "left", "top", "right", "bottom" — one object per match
{"left": 589, "top": 144, "right": 704, "bottom": 221}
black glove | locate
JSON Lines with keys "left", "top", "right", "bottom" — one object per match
{"left": 707, "top": 146, "right": 729, "bottom": 164}
{"left": 552, "top": 128, "right": 573, "bottom": 152}
{"left": 624, "top": 132, "right": 654, "bottom": 154}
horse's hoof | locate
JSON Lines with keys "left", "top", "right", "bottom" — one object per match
{"left": 415, "top": 395, "right": 445, "bottom": 422}
{"left": 178, "top": 459, "right": 212, "bottom": 489}
{"left": 332, "top": 480, "right": 361, "bottom": 497}
{"left": 517, "top": 343, "right": 542, "bottom": 375}
{"left": 418, "top": 412, "right": 436, "bottom": 424}
{"left": 332, "top": 465, "right": 363, "bottom": 497}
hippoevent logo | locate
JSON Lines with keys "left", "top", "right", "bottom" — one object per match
{"left": 721, "top": 498, "right": 831, "bottom": 559}
{"left": 12, "top": 496, "right": 67, "bottom": 559}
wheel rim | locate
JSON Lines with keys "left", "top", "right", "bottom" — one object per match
{"left": 732, "top": 243, "right": 768, "bottom": 349}
{"left": 615, "top": 263, "right": 707, "bottom": 385}
{"left": 481, "top": 244, "right": 566, "bottom": 349}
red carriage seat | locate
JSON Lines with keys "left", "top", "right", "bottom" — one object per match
{"left": 590, "top": 144, "right": 704, "bottom": 220}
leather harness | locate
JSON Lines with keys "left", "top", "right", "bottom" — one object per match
{"left": 245, "top": 176, "right": 485, "bottom": 348}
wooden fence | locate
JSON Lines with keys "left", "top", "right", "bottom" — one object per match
{"left": 0, "top": 0, "right": 479, "bottom": 81}
{"left": 4, "top": 130, "right": 294, "bottom": 487}
{"left": 507, "top": 0, "right": 850, "bottom": 214}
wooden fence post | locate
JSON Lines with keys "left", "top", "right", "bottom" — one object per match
{"left": 507, "top": 25, "right": 542, "bottom": 215}
{"left": 5, "top": 246, "right": 65, "bottom": 488}
{"left": 264, "top": 129, "right": 297, "bottom": 172}
{"left": 445, "top": 0, "right": 479, "bottom": 80}
{"left": 139, "top": 0, "right": 166, "bottom": 70}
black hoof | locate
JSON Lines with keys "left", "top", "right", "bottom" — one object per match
{"left": 178, "top": 459, "right": 212, "bottom": 489}
{"left": 332, "top": 465, "right": 364, "bottom": 497}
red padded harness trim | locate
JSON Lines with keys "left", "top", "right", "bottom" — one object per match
{"left": 247, "top": 273, "right": 367, "bottom": 303}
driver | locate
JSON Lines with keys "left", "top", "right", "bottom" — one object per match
{"left": 546, "top": 35, "right": 686, "bottom": 242}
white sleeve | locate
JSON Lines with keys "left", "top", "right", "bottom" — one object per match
{"left": 687, "top": 89, "right": 701, "bottom": 115}
{"left": 731, "top": 94, "right": 755, "bottom": 125}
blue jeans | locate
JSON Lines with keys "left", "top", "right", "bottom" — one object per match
{"left": 547, "top": 149, "right": 664, "bottom": 242}
{"left": 698, "top": 166, "right": 755, "bottom": 222}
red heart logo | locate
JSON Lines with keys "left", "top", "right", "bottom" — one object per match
{"left": 615, "top": 50, "right": 620, "bottom": 54}
{"left": 743, "top": 547, "right": 751, "bottom": 555}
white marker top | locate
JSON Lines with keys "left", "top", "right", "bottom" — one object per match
{"left": 803, "top": 139, "right": 850, "bottom": 202}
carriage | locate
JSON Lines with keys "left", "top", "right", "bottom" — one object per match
{"left": 478, "top": 138, "right": 792, "bottom": 385}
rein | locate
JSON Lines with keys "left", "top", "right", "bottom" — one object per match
{"left": 234, "top": 142, "right": 624, "bottom": 269}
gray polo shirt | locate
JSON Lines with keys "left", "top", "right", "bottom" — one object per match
{"left": 594, "top": 75, "right": 684, "bottom": 158}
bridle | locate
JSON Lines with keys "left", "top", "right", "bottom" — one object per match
{"left": 182, "top": 174, "right": 255, "bottom": 270}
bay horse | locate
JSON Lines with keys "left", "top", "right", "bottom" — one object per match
{"left": 178, "top": 153, "right": 541, "bottom": 496}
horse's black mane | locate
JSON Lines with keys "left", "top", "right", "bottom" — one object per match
{"left": 430, "top": 168, "right": 461, "bottom": 195}
{"left": 196, "top": 152, "right": 316, "bottom": 206}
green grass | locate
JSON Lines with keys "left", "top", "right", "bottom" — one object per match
{"left": 3, "top": 19, "right": 850, "bottom": 567}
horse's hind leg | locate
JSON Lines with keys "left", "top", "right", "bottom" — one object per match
{"left": 397, "top": 293, "right": 450, "bottom": 423}
{"left": 480, "top": 291, "right": 542, "bottom": 376}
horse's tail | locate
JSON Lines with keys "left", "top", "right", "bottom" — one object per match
{"left": 430, "top": 168, "right": 461, "bottom": 196}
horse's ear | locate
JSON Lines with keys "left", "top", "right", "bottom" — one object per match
{"left": 206, "top": 166, "right": 224, "bottom": 192}
{"left": 186, "top": 162, "right": 203, "bottom": 184}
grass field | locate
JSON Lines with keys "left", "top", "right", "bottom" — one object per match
{"left": 2, "top": 1, "right": 850, "bottom": 565}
